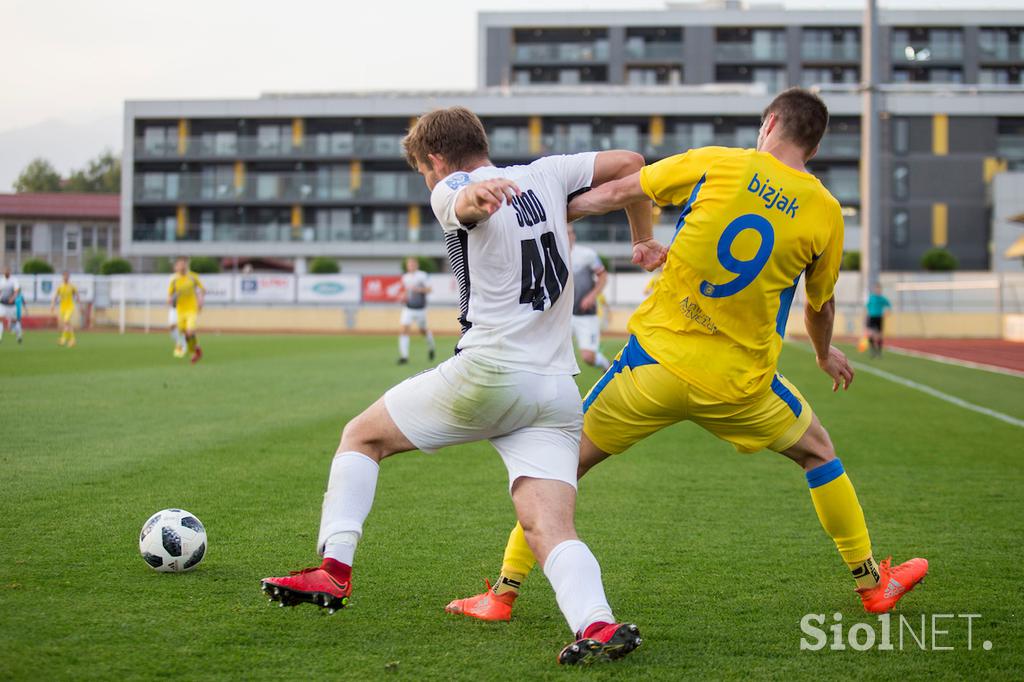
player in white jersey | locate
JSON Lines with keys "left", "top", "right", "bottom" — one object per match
{"left": 567, "top": 224, "right": 610, "bottom": 371}
{"left": 0, "top": 267, "right": 23, "bottom": 344}
{"left": 397, "top": 256, "right": 436, "bottom": 364}
{"left": 262, "top": 107, "right": 652, "bottom": 665}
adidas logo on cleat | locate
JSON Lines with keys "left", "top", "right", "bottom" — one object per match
{"left": 883, "top": 578, "right": 905, "bottom": 600}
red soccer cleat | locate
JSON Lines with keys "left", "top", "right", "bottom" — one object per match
{"left": 558, "top": 622, "right": 642, "bottom": 665}
{"left": 858, "top": 556, "right": 929, "bottom": 613}
{"left": 261, "top": 564, "right": 351, "bottom": 613}
{"left": 190, "top": 346, "right": 203, "bottom": 364}
{"left": 445, "top": 580, "right": 516, "bottom": 622}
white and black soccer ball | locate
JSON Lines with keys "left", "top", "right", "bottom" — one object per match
{"left": 139, "top": 508, "right": 207, "bottom": 572}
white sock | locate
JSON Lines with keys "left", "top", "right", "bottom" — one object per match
{"left": 170, "top": 328, "right": 179, "bottom": 345}
{"left": 317, "top": 451, "right": 379, "bottom": 560}
{"left": 594, "top": 352, "right": 610, "bottom": 371}
{"left": 324, "top": 530, "right": 359, "bottom": 566}
{"left": 0, "top": 323, "right": 4, "bottom": 341}
{"left": 14, "top": 322, "right": 22, "bottom": 340}
{"left": 425, "top": 331, "right": 435, "bottom": 351}
{"left": 543, "top": 539, "right": 614, "bottom": 635}
{"left": 398, "top": 334, "right": 410, "bottom": 359}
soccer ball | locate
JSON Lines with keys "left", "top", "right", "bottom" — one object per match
{"left": 139, "top": 508, "right": 207, "bottom": 572}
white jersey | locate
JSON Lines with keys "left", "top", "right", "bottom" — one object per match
{"left": 0, "top": 276, "right": 21, "bottom": 305}
{"left": 401, "top": 270, "right": 430, "bottom": 310}
{"left": 431, "top": 152, "right": 597, "bottom": 376}
{"left": 570, "top": 244, "right": 604, "bottom": 317}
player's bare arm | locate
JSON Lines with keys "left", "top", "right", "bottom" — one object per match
{"left": 568, "top": 170, "right": 665, "bottom": 271}
{"left": 804, "top": 297, "right": 854, "bottom": 392}
{"left": 454, "top": 179, "right": 521, "bottom": 224}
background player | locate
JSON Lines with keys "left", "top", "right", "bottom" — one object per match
{"left": 568, "top": 224, "right": 610, "bottom": 371}
{"left": 864, "top": 284, "right": 892, "bottom": 358}
{"left": 168, "top": 276, "right": 185, "bottom": 358}
{"left": 50, "top": 271, "right": 80, "bottom": 347}
{"left": 168, "top": 257, "right": 205, "bottom": 364}
{"left": 397, "top": 256, "right": 436, "bottom": 364}
{"left": 261, "top": 106, "right": 651, "bottom": 665}
{"left": 0, "top": 267, "right": 23, "bottom": 344}
{"left": 447, "top": 88, "right": 927, "bottom": 623}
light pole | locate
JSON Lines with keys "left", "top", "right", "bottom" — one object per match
{"left": 860, "top": 0, "right": 882, "bottom": 291}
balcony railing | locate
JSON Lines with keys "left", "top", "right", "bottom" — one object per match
{"left": 134, "top": 134, "right": 407, "bottom": 160}
{"left": 998, "top": 134, "right": 1024, "bottom": 159}
{"left": 715, "top": 42, "right": 788, "bottom": 62}
{"left": 512, "top": 41, "right": 609, "bottom": 63}
{"left": 891, "top": 42, "right": 964, "bottom": 62}
{"left": 625, "top": 42, "right": 685, "bottom": 61}
{"left": 130, "top": 220, "right": 642, "bottom": 244}
{"left": 801, "top": 43, "right": 861, "bottom": 61}
{"left": 978, "top": 43, "right": 1024, "bottom": 61}
{"left": 817, "top": 173, "right": 860, "bottom": 203}
{"left": 817, "top": 132, "right": 860, "bottom": 157}
{"left": 134, "top": 171, "right": 429, "bottom": 204}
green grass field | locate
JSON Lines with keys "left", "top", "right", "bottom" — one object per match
{"left": 1, "top": 331, "right": 1021, "bottom": 680}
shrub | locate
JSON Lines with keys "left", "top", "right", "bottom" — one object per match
{"left": 841, "top": 250, "right": 861, "bottom": 271}
{"left": 83, "top": 248, "right": 107, "bottom": 275}
{"left": 153, "top": 257, "right": 173, "bottom": 274}
{"left": 189, "top": 256, "right": 221, "bottom": 274}
{"left": 22, "top": 258, "right": 54, "bottom": 274}
{"left": 415, "top": 256, "right": 438, "bottom": 273}
{"left": 100, "top": 258, "right": 132, "bottom": 275}
{"left": 309, "top": 257, "right": 340, "bottom": 274}
{"left": 920, "top": 247, "right": 957, "bottom": 272}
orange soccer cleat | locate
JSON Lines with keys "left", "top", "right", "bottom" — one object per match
{"left": 858, "top": 556, "right": 928, "bottom": 613}
{"left": 445, "top": 580, "right": 517, "bottom": 622}
{"left": 558, "top": 622, "right": 642, "bottom": 666}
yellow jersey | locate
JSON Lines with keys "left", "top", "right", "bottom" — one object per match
{"left": 632, "top": 146, "right": 844, "bottom": 403}
{"left": 56, "top": 282, "right": 77, "bottom": 310}
{"left": 169, "top": 271, "right": 205, "bottom": 312}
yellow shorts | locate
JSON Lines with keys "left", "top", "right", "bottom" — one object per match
{"left": 59, "top": 307, "right": 74, "bottom": 323}
{"left": 177, "top": 309, "right": 198, "bottom": 333}
{"left": 583, "top": 336, "right": 813, "bottom": 455}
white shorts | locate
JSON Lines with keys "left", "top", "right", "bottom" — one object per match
{"left": 168, "top": 308, "right": 178, "bottom": 326}
{"left": 383, "top": 351, "right": 583, "bottom": 492}
{"left": 400, "top": 307, "right": 428, "bottom": 329}
{"left": 0, "top": 305, "right": 14, "bottom": 321}
{"left": 572, "top": 315, "right": 601, "bottom": 353}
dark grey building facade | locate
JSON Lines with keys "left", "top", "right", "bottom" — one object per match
{"left": 123, "top": 5, "right": 1024, "bottom": 271}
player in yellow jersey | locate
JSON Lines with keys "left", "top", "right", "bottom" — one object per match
{"left": 446, "top": 88, "right": 927, "bottom": 622}
{"left": 168, "top": 257, "right": 205, "bottom": 363}
{"left": 50, "top": 271, "right": 80, "bottom": 347}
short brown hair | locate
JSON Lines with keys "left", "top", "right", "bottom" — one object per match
{"left": 402, "top": 106, "right": 489, "bottom": 170}
{"left": 763, "top": 88, "right": 829, "bottom": 156}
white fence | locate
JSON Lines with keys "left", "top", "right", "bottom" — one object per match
{"left": 16, "top": 271, "right": 1024, "bottom": 313}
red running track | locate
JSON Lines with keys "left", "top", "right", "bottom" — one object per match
{"left": 885, "top": 338, "right": 1024, "bottom": 373}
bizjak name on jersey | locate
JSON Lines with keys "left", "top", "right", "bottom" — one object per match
{"left": 747, "top": 173, "right": 800, "bottom": 218}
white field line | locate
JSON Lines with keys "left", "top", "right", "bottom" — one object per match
{"left": 786, "top": 341, "right": 1024, "bottom": 429}
{"left": 884, "top": 345, "right": 1024, "bottom": 379}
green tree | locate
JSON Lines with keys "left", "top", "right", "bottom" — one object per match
{"left": 309, "top": 257, "right": 340, "bottom": 274}
{"left": 22, "top": 258, "right": 55, "bottom": 274}
{"left": 153, "top": 257, "right": 174, "bottom": 274}
{"left": 65, "top": 150, "right": 120, "bottom": 193}
{"left": 100, "top": 258, "right": 132, "bottom": 275}
{"left": 189, "top": 256, "right": 221, "bottom": 274}
{"left": 920, "top": 247, "right": 957, "bottom": 272}
{"left": 83, "top": 248, "right": 108, "bottom": 275}
{"left": 13, "top": 158, "right": 62, "bottom": 193}
{"left": 841, "top": 250, "right": 861, "bottom": 271}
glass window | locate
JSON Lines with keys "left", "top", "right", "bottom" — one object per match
{"left": 892, "top": 120, "right": 909, "bottom": 156}
{"left": 19, "top": 225, "right": 31, "bottom": 253}
{"left": 256, "top": 174, "right": 280, "bottom": 200}
{"left": 893, "top": 164, "right": 909, "bottom": 200}
{"left": 5, "top": 225, "right": 17, "bottom": 252}
{"left": 892, "top": 210, "right": 909, "bottom": 247}
{"left": 66, "top": 229, "right": 79, "bottom": 253}
{"left": 558, "top": 69, "right": 581, "bottom": 85}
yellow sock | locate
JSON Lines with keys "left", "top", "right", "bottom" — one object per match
{"left": 59, "top": 331, "right": 67, "bottom": 344}
{"left": 806, "top": 458, "right": 878, "bottom": 588}
{"left": 493, "top": 522, "right": 537, "bottom": 596}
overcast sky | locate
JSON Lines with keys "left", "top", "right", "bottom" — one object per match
{"left": 0, "top": 0, "right": 1018, "bottom": 187}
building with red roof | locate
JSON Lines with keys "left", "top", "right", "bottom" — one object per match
{"left": 0, "top": 193, "right": 119, "bottom": 272}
